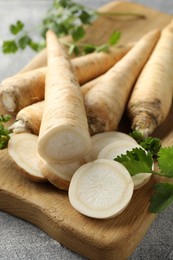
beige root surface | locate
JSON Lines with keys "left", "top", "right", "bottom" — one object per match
{"left": 128, "top": 20, "right": 173, "bottom": 137}
{"left": 83, "top": 29, "right": 160, "bottom": 135}
{"left": 0, "top": 43, "right": 133, "bottom": 113}
{"left": 38, "top": 30, "right": 91, "bottom": 163}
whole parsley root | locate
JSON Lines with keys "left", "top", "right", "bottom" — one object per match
{"left": 0, "top": 43, "right": 132, "bottom": 113}
{"left": 38, "top": 30, "right": 91, "bottom": 163}
{"left": 128, "top": 20, "right": 173, "bottom": 137}
{"left": 83, "top": 29, "right": 160, "bottom": 135}
{"left": 9, "top": 101, "right": 44, "bottom": 135}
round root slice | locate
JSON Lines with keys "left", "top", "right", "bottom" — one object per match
{"left": 83, "top": 131, "right": 137, "bottom": 163}
{"left": 98, "top": 140, "right": 141, "bottom": 160}
{"left": 8, "top": 133, "right": 46, "bottom": 182}
{"left": 39, "top": 156, "right": 82, "bottom": 190}
{"left": 98, "top": 140, "right": 152, "bottom": 189}
{"left": 68, "top": 159, "right": 134, "bottom": 219}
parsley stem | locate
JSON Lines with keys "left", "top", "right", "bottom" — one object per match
{"left": 96, "top": 11, "right": 146, "bottom": 19}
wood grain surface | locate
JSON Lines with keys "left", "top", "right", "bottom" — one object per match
{"left": 0, "top": 1, "right": 173, "bottom": 260}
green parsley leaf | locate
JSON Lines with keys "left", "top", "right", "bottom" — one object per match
{"left": 0, "top": 115, "right": 11, "bottom": 149}
{"left": 79, "top": 10, "right": 94, "bottom": 24}
{"left": 130, "top": 130, "right": 144, "bottom": 143}
{"left": 109, "top": 31, "right": 121, "bottom": 46}
{"left": 29, "top": 41, "right": 45, "bottom": 52}
{"left": 83, "top": 44, "right": 97, "bottom": 54}
{"left": 2, "top": 40, "right": 18, "bottom": 53}
{"left": 140, "top": 137, "right": 161, "bottom": 158}
{"left": 10, "top": 20, "right": 24, "bottom": 35}
{"left": 149, "top": 183, "right": 173, "bottom": 213}
{"left": 157, "top": 146, "right": 173, "bottom": 178}
{"left": 129, "top": 130, "right": 161, "bottom": 157}
{"left": 0, "top": 115, "right": 11, "bottom": 123}
{"left": 18, "top": 35, "right": 31, "bottom": 49}
{"left": 72, "top": 26, "right": 85, "bottom": 42}
{"left": 115, "top": 147, "right": 153, "bottom": 176}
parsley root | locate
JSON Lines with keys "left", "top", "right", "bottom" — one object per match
{"left": 9, "top": 101, "right": 44, "bottom": 135}
{"left": 83, "top": 29, "right": 160, "bottom": 135}
{"left": 38, "top": 30, "right": 91, "bottom": 163}
{"left": 0, "top": 43, "right": 132, "bottom": 113}
{"left": 128, "top": 21, "right": 173, "bottom": 137}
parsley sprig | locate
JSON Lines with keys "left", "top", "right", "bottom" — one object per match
{"left": 114, "top": 133, "right": 173, "bottom": 214}
{"left": 0, "top": 115, "right": 12, "bottom": 149}
{"left": 2, "top": 0, "right": 144, "bottom": 55}
{"left": 130, "top": 130, "right": 161, "bottom": 158}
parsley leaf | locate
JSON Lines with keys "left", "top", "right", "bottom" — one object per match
{"left": 83, "top": 44, "right": 97, "bottom": 54}
{"left": 130, "top": 130, "right": 161, "bottom": 157}
{"left": 2, "top": 40, "right": 18, "bottom": 54}
{"left": 72, "top": 26, "right": 85, "bottom": 42}
{"left": 10, "top": 20, "right": 24, "bottom": 35}
{"left": 109, "top": 31, "right": 121, "bottom": 46}
{"left": 18, "top": 35, "right": 31, "bottom": 49}
{"left": 115, "top": 147, "right": 153, "bottom": 176}
{"left": 157, "top": 146, "right": 173, "bottom": 178}
{"left": 0, "top": 115, "right": 11, "bottom": 149}
{"left": 149, "top": 183, "right": 173, "bottom": 213}
{"left": 2, "top": 0, "right": 123, "bottom": 56}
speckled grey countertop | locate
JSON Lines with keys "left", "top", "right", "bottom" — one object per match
{"left": 1, "top": 1, "right": 173, "bottom": 260}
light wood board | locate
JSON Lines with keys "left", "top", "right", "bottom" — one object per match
{"left": 0, "top": 1, "right": 173, "bottom": 260}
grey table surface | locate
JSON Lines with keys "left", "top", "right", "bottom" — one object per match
{"left": 1, "top": 1, "right": 173, "bottom": 260}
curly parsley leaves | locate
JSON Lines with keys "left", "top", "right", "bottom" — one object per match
{"left": 2, "top": 0, "right": 145, "bottom": 55}
{"left": 130, "top": 130, "right": 161, "bottom": 158}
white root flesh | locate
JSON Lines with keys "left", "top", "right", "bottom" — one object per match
{"left": 8, "top": 133, "right": 46, "bottom": 182}
{"left": 68, "top": 159, "right": 134, "bottom": 219}
{"left": 98, "top": 140, "right": 152, "bottom": 189}
{"left": 84, "top": 131, "right": 137, "bottom": 163}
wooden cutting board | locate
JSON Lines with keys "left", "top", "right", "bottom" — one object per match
{"left": 0, "top": 1, "right": 173, "bottom": 260}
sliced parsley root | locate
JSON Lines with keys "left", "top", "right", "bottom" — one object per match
{"left": 83, "top": 131, "right": 137, "bottom": 163}
{"left": 8, "top": 133, "right": 46, "bottom": 181}
{"left": 0, "top": 114, "right": 11, "bottom": 149}
{"left": 98, "top": 141, "right": 152, "bottom": 190}
{"left": 68, "top": 159, "right": 134, "bottom": 219}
